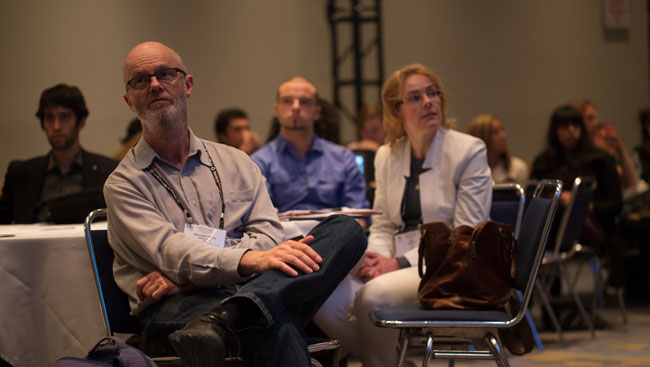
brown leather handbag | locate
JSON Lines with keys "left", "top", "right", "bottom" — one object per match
{"left": 417, "top": 220, "right": 517, "bottom": 310}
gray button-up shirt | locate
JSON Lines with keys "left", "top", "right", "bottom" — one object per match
{"left": 104, "top": 130, "right": 284, "bottom": 314}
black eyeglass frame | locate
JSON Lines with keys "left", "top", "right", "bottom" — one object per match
{"left": 125, "top": 67, "right": 187, "bottom": 92}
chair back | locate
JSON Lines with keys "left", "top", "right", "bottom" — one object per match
{"left": 353, "top": 148, "right": 377, "bottom": 205}
{"left": 352, "top": 149, "right": 376, "bottom": 183}
{"left": 513, "top": 180, "right": 562, "bottom": 319}
{"left": 84, "top": 208, "right": 141, "bottom": 335}
{"left": 550, "top": 176, "right": 596, "bottom": 258}
{"left": 490, "top": 183, "right": 526, "bottom": 238}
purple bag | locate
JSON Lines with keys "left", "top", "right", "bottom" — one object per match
{"left": 53, "top": 337, "right": 157, "bottom": 367}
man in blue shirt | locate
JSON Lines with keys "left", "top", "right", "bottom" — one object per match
{"left": 252, "top": 77, "right": 368, "bottom": 212}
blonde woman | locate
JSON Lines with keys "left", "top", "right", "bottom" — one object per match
{"left": 467, "top": 114, "right": 529, "bottom": 185}
{"left": 314, "top": 64, "right": 491, "bottom": 366}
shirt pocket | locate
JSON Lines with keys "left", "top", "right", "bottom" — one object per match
{"left": 267, "top": 171, "right": 296, "bottom": 201}
{"left": 224, "top": 189, "right": 254, "bottom": 227}
{"left": 316, "top": 171, "right": 344, "bottom": 207}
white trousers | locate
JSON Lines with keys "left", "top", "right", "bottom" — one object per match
{"left": 313, "top": 266, "right": 420, "bottom": 367}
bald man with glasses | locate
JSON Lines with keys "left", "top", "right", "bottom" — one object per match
{"left": 104, "top": 41, "right": 366, "bottom": 367}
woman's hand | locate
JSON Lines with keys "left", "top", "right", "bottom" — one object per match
{"left": 356, "top": 251, "right": 400, "bottom": 283}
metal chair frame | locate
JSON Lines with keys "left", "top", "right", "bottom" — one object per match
{"left": 490, "top": 182, "right": 526, "bottom": 238}
{"left": 85, "top": 208, "right": 112, "bottom": 333}
{"left": 536, "top": 177, "right": 598, "bottom": 341}
{"left": 571, "top": 246, "right": 628, "bottom": 325}
{"left": 85, "top": 208, "right": 141, "bottom": 336}
{"left": 373, "top": 180, "right": 562, "bottom": 367}
{"left": 490, "top": 183, "right": 544, "bottom": 351}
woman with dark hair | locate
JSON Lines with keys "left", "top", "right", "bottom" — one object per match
{"left": 531, "top": 105, "right": 624, "bottom": 287}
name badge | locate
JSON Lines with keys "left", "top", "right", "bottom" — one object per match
{"left": 394, "top": 230, "right": 420, "bottom": 257}
{"left": 184, "top": 223, "right": 226, "bottom": 248}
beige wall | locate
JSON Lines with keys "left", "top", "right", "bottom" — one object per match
{"left": 383, "top": 0, "right": 649, "bottom": 164}
{"left": 1, "top": 0, "right": 648, "bottom": 176}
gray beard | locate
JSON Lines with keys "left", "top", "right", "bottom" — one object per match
{"left": 139, "top": 103, "right": 183, "bottom": 131}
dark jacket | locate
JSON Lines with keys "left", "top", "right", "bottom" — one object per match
{"left": 635, "top": 140, "right": 650, "bottom": 183}
{"left": 531, "top": 146, "right": 622, "bottom": 229}
{"left": 0, "top": 149, "right": 118, "bottom": 224}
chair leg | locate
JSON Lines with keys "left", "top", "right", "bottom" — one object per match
{"left": 535, "top": 279, "right": 565, "bottom": 343}
{"left": 422, "top": 333, "right": 434, "bottom": 367}
{"left": 560, "top": 264, "right": 595, "bottom": 338}
{"left": 616, "top": 287, "right": 628, "bottom": 325}
{"left": 590, "top": 255, "right": 627, "bottom": 325}
{"left": 485, "top": 333, "right": 509, "bottom": 367}
{"left": 396, "top": 329, "right": 409, "bottom": 367}
{"left": 588, "top": 256, "right": 604, "bottom": 305}
{"left": 572, "top": 260, "right": 585, "bottom": 288}
{"left": 516, "top": 290, "right": 544, "bottom": 352}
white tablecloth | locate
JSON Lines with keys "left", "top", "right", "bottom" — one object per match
{"left": 0, "top": 224, "right": 106, "bottom": 367}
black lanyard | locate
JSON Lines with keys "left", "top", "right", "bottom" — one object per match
{"left": 146, "top": 142, "right": 225, "bottom": 229}
{"left": 201, "top": 142, "right": 225, "bottom": 230}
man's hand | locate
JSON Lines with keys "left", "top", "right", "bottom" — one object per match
{"left": 136, "top": 271, "right": 188, "bottom": 301}
{"left": 239, "top": 130, "right": 261, "bottom": 155}
{"left": 238, "top": 235, "right": 321, "bottom": 277}
{"left": 356, "top": 251, "right": 400, "bottom": 283}
{"left": 594, "top": 124, "right": 624, "bottom": 157}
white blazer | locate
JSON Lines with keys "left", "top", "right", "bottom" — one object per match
{"left": 367, "top": 127, "right": 492, "bottom": 266}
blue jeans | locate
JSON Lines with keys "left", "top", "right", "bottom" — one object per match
{"left": 140, "top": 214, "right": 367, "bottom": 366}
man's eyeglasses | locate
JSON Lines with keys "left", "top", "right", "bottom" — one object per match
{"left": 399, "top": 88, "right": 441, "bottom": 107}
{"left": 126, "top": 68, "right": 187, "bottom": 91}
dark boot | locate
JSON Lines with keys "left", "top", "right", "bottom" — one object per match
{"left": 168, "top": 309, "right": 241, "bottom": 367}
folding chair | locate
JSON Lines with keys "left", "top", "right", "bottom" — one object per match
{"left": 352, "top": 148, "right": 377, "bottom": 205}
{"left": 536, "top": 176, "right": 619, "bottom": 340}
{"left": 490, "top": 183, "right": 526, "bottom": 238}
{"left": 85, "top": 208, "right": 141, "bottom": 336}
{"left": 372, "top": 180, "right": 562, "bottom": 367}
{"left": 490, "top": 183, "right": 544, "bottom": 351}
{"left": 84, "top": 209, "right": 340, "bottom": 366}
{"left": 85, "top": 209, "right": 183, "bottom": 366}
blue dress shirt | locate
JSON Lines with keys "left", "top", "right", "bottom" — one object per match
{"left": 251, "top": 134, "right": 369, "bottom": 212}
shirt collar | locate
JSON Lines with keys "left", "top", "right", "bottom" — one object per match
{"left": 400, "top": 127, "right": 447, "bottom": 177}
{"left": 190, "top": 130, "right": 212, "bottom": 167}
{"left": 134, "top": 128, "right": 208, "bottom": 170}
{"left": 46, "top": 150, "right": 83, "bottom": 172}
{"left": 423, "top": 127, "right": 445, "bottom": 169}
{"left": 311, "top": 135, "right": 325, "bottom": 153}
{"left": 274, "top": 133, "right": 323, "bottom": 155}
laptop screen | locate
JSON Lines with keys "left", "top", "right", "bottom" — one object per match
{"left": 354, "top": 154, "right": 365, "bottom": 174}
